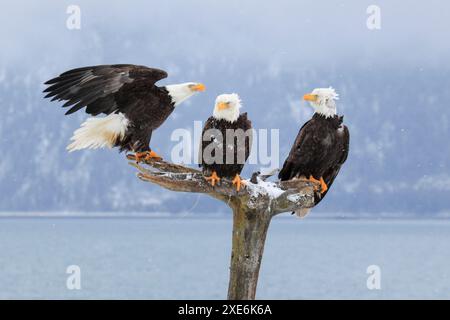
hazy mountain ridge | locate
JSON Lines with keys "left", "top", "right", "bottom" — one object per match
{"left": 1, "top": 0, "right": 449, "bottom": 215}
{"left": 1, "top": 63, "right": 449, "bottom": 215}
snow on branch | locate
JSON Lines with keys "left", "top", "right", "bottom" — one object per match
{"left": 128, "top": 155, "right": 318, "bottom": 215}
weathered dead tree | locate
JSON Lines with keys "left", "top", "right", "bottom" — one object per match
{"left": 128, "top": 156, "right": 318, "bottom": 300}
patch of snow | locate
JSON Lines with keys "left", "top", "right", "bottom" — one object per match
{"left": 287, "top": 193, "right": 302, "bottom": 203}
{"left": 246, "top": 177, "right": 284, "bottom": 199}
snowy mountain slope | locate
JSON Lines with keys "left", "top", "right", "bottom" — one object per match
{"left": 1, "top": 0, "right": 449, "bottom": 215}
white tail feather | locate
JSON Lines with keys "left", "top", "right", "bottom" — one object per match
{"left": 67, "top": 113, "right": 129, "bottom": 152}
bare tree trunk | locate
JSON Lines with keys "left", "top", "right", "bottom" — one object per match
{"left": 227, "top": 203, "right": 272, "bottom": 300}
{"left": 129, "top": 157, "right": 317, "bottom": 300}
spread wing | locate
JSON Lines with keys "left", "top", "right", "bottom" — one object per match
{"left": 278, "top": 120, "right": 316, "bottom": 181}
{"left": 43, "top": 64, "right": 168, "bottom": 116}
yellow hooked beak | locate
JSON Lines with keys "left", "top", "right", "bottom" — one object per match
{"left": 190, "top": 83, "right": 206, "bottom": 92}
{"left": 217, "top": 102, "right": 229, "bottom": 110}
{"left": 303, "top": 93, "right": 318, "bottom": 102}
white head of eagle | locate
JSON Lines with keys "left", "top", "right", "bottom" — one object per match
{"left": 303, "top": 87, "right": 339, "bottom": 118}
{"left": 213, "top": 93, "right": 242, "bottom": 123}
{"left": 165, "top": 82, "right": 206, "bottom": 106}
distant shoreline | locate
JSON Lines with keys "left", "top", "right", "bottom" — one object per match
{"left": 0, "top": 211, "right": 449, "bottom": 221}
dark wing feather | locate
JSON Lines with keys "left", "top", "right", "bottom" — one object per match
{"left": 315, "top": 124, "right": 350, "bottom": 204}
{"left": 198, "top": 116, "right": 216, "bottom": 167}
{"left": 198, "top": 113, "right": 252, "bottom": 175}
{"left": 278, "top": 120, "right": 315, "bottom": 181}
{"left": 339, "top": 125, "right": 350, "bottom": 164}
{"left": 235, "top": 112, "right": 252, "bottom": 165}
{"left": 43, "top": 64, "right": 168, "bottom": 115}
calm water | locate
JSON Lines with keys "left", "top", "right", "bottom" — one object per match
{"left": 0, "top": 217, "right": 449, "bottom": 299}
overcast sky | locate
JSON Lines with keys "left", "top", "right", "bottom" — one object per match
{"left": 1, "top": 0, "right": 449, "bottom": 71}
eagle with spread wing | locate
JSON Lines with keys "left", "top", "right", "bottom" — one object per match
{"left": 43, "top": 64, "right": 205, "bottom": 161}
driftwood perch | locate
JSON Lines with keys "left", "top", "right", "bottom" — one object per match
{"left": 128, "top": 155, "right": 318, "bottom": 300}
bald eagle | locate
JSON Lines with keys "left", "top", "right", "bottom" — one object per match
{"left": 279, "top": 88, "right": 350, "bottom": 217}
{"left": 43, "top": 64, "right": 205, "bottom": 161}
{"left": 199, "top": 94, "right": 252, "bottom": 191}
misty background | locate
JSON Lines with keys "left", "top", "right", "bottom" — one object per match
{"left": 1, "top": 0, "right": 449, "bottom": 216}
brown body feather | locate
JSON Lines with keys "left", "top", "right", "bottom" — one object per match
{"left": 43, "top": 64, "right": 174, "bottom": 152}
{"left": 199, "top": 113, "right": 252, "bottom": 179}
{"left": 279, "top": 113, "right": 350, "bottom": 205}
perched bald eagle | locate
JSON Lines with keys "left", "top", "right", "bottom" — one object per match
{"left": 199, "top": 94, "right": 252, "bottom": 191}
{"left": 43, "top": 64, "right": 205, "bottom": 161}
{"left": 279, "top": 88, "right": 349, "bottom": 217}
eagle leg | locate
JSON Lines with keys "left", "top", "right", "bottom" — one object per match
{"left": 319, "top": 177, "right": 328, "bottom": 194}
{"left": 144, "top": 150, "right": 162, "bottom": 161}
{"left": 134, "top": 151, "right": 149, "bottom": 163}
{"left": 205, "top": 171, "right": 221, "bottom": 187}
{"left": 232, "top": 174, "right": 245, "bottom": 192}
{"left": 308, "top": 175, "right": 328, "bottom": 194}
{"left": 133, "top": 150, "right": 162, "bottom": 163}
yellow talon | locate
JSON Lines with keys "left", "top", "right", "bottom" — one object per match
{"left": 232, "top": 174, "right": 245, "bottom": 192}
{"left": 134, "top": 151, "right": 147, "bottom": 163}
{"left": 205, "top": 171, "right": 221, "bottom": 187}
{"left": 319, "top": 177, "right": 328, "bottom": 194}
{"left": 145, "top": 150, "right": 162, "bottom": 161}
{"left": 134, "top": 150, "right": 162, "bottom": 163}
{"left": 308, "top": 175, "right": 327, "bottom": 194}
